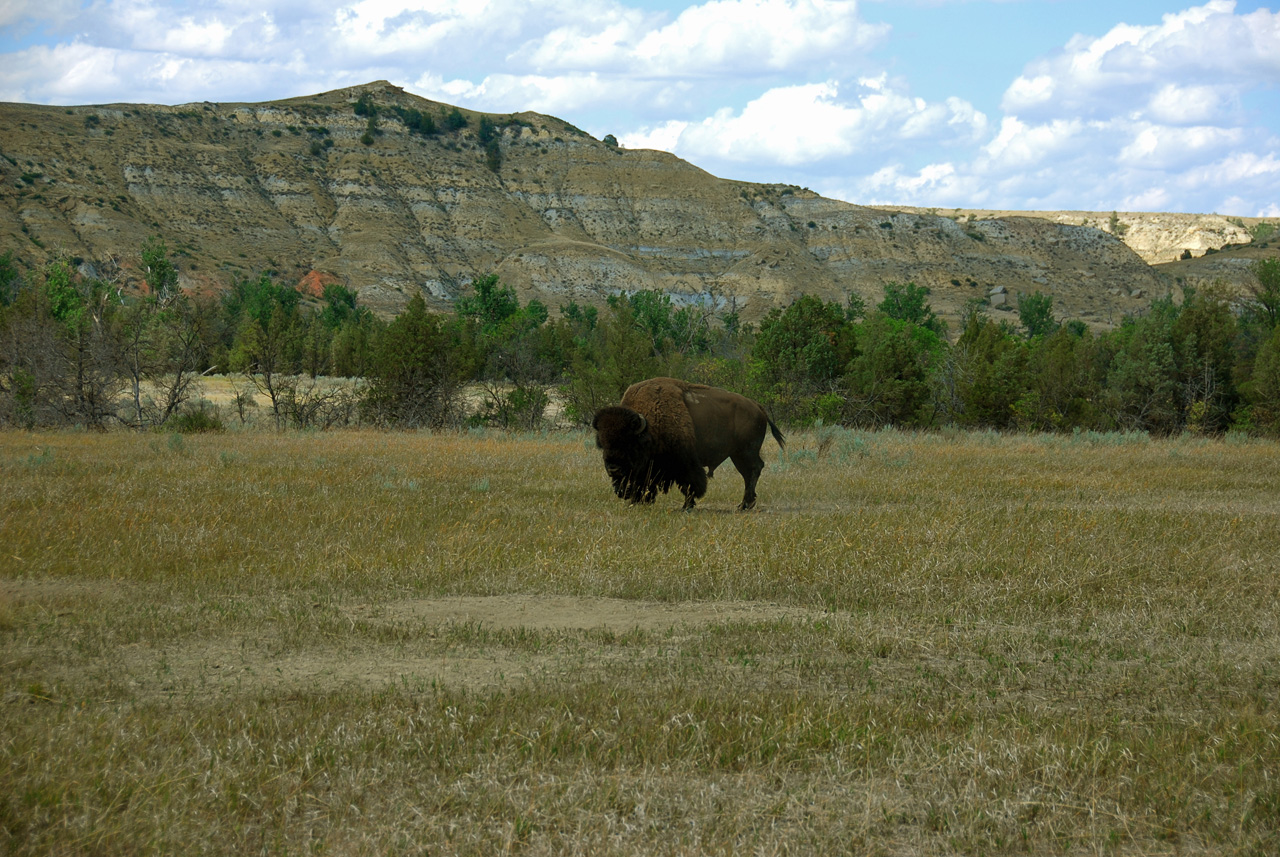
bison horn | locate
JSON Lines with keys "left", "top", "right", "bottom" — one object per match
{"left": 634, "top": 414, "right": 647, "bottom": 434}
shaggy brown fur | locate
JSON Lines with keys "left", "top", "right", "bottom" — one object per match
{"left": 593, "top": 377, "right": 785, "bottom": 510}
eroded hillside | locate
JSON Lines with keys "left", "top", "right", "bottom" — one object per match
{"left": 4, "top": 80, "right": 1266, "bottom": 328}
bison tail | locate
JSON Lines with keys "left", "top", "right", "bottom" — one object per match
{"left": 768, "top": 418, "right": 785, "bottom": 451}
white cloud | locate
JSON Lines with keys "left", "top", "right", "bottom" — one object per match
{"left": 1002, "top": 74, "right": 1053, "bottom": 111}
{"left": 980, "top": 117, "right": 1085, "bottom": 171}
{"left": 670, "top": 77, "right": 986, "bottom": 167}
{"left": 521, "top": 0, "right": 886, "bottom": 77}
{"left": 620, "top": 120, "right": 690, "bottom": 152}
{"left": 846, "top": 161, "right": 985, "bottom": 208}
{"left": 332, "top": 0, "right": 487, "bottom": 57}
{"left": 412, "top": 71, "right": 640, "bottom": 115}
{"left": 1145, "top": 83, "right": 1231, "bottom": 125}
{"left": 1118, "top": 123, "right": 1242, "bottom": 170}
{"left": 1122, "top": 187, "right": 1174, "bottom": 213}
{"left": 631, "top": 0, "right": 886, "bottom": 75}
{"left": 1002, "top": 1, "right": 1280, "bottom": 122}
{"left": 0, "top": 0, "right": 79, "bottom": 30}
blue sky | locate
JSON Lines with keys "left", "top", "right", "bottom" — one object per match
{"left": 1, "top": 1, "right": 1277, "bottom": 216}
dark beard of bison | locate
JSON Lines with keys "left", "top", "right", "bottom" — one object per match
{"left": 609, "top": 461, "right": 669, "bottom": 504}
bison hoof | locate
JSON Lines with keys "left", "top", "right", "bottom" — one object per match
{"left": 737, "top": 500, "right": 757, "bottom": 511}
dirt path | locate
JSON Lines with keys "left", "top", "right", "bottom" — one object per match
{"left": 4, "top": 583, "right": 822, "bottom": 698}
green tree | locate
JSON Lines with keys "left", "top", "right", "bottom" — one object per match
{"left": 319, "top": 283, "right": 359, "bottom": 328}
{"left": 944, "top": 311, "right": 1029, "bottom": 429}
{"left": 750, "top": 294, "right": 855, "bottom": 424}
{"left": 878, "top": 281, "right": 945, "bottom": 337}
{"left": 1171, "top": 284, "right": 1238, "bottom": 433}
{"left": 222, "top": 273, "right": 302, "bottom": 331}
{"left": 41, "top": 260, "right": 123, "bottom": 427}
{"left": 842, "top": 313, "right": 943, "bottom": 428}
{"left": 1014, "top": 324, "right": 1106, "bottom": 431}
{"left": 1017, "top": 291, "right": 1058, "bottom": 339}
{"left": 0, "top": 275, "right": 64, "bottom": 426}
{"left": 226, "top": 276, "right": 305, "bottom": 428}
{"left": 1104, "top": 304, "right": 1180, "bottom": 434}
{"left": 362, "top": 292, "right": 465, "bottom": 428}
{"left": 561, "top": 298, "right": 663, "bottom": 424}
{"left": 140, "top": 235, "right": 178, "bottom": 302}
{"left": 330, "top": 309, "right": 381, "bottom": 378}
{"left": 752, "top": 295, "right": 853, "bottom": 385}
{"left": 1246, "top": 258, "right": 1280, "bottom": 330}
{"left": 455, "top": 274, "right": 520, "bottom": 336}
{"left": 118, "top": 291, "right": 209, "bottom": 430}
{"left": 1241, "top": 325, "right": 1280, "bottom": 435}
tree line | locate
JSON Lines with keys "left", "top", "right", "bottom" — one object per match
{"left": 2, "top": 239, "right": 1279, "bottom": 436}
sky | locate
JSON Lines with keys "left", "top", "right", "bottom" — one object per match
{"left": 1, "top": 0, "right": 1278, "bottom": 216}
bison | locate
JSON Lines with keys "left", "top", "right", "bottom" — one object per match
{"left": 592, "top": 377, "right": 785, "bottom": 511}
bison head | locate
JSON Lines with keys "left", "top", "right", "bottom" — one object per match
{"left": 592, "top": 406, "right": 657, "bottom": 503}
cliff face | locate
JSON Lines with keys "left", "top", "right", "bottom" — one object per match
{"left": 887, "top": 207, "right": 1259, "bottom": 266}
{"left": 0, "top": 81, "right": 1188, "bottom": 327}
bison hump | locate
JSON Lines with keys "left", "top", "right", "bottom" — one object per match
{"left": 621, "top": 378, "right": 697, "bottom": 452}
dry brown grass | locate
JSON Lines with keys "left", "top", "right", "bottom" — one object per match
{"left": 2, "top": 427, "right": 1278, "bottom": 854}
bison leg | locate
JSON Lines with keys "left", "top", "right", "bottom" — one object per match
{"left": 677, "top": 453, "right": 708, "bottom": 511}
{"left": 731, "top": 448, "right": 766, "bottom": 511}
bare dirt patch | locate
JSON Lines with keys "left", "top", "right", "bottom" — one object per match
{"left": 183, "top": 597, "right": 821, "bottom": 696}
{"left": 351, "top": 594, "right": 816, "bottom": 633}
{"left": 6, "top": 587, "right": 823, "bottom": 700}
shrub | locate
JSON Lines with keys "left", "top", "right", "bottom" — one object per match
{"left": 167, "top": 402, "right": 225, "bottom": 433}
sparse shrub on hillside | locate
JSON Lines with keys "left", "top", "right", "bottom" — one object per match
{"left": 353, "top": 92, "right": 377, "bottom": 118}
{"left": 0, "top": 250, "right": 20, "bottom": 306}
{"left": 444, "top": 108, "right": 467, "bottom": 131}
{"left": 391, "top": 106, "right": 437, "bottom": 137}
{"left": 360, "top": 116, "right": 378, "bottom": 146}
{"left": 1109, "top": 210, "right": 1129, "bottom": 237}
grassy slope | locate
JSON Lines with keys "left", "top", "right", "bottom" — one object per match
{"left": 2, "top": 428, "right": 1278, "bottom": 854}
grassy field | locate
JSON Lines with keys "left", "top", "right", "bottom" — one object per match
{"left": 2, "top": 427, "right": 1278, "bottom": 855}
